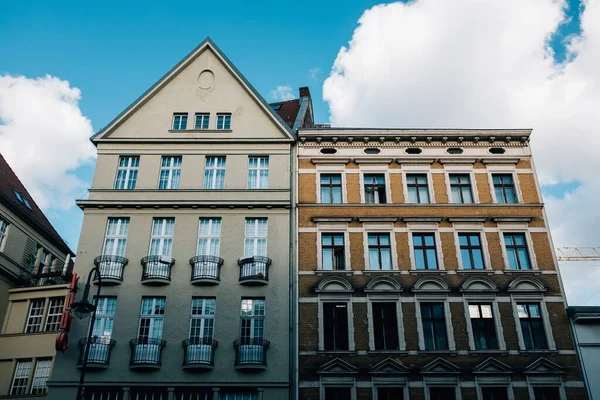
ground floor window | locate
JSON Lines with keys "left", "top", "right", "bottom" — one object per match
{"left": 429, "top": 387, "right": 456, "bottom": 400}
{"left": 376, "top": 386, "right": 404, "bottom": 400}
{"left": 533, "top": 387, "right": 560, "bottom": 400}
{"left": 83, "top": 387, "right": 123, "bottom": 400}
{"left": 481, "top": 387, "right": 508, "bottom": 400}
{"left": 325, "top": 387, "right": 352, "bottom": 400}
{"left": 130, "top": 387, "right": 169, "bottom": 400}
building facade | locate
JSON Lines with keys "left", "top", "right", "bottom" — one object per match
{"left": 49, "top": 39, "right": 310, "bottom": 400}
{"left": 296, "top": 129, "right": 586, "bottom": 399}
{"left": 567, "top": 306, "right": 600, "bottom": 399}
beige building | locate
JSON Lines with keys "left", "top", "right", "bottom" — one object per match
{"left": 49, "top": 38, "right": 311, "bottom": 400}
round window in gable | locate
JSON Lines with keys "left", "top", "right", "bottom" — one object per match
{"left": 405, "top": 148, "right": 422, "bottom": 155}
{"left": 320, "top": 148, "right": 337, "bottom": 154}
{"left": 489, "top": 147, "right": 506, "bottom": 154}
{"left": 447, "top": 147, "right": 464, "bottom": 155}
{"left": 364, "top": 147, "right": 381, "bottom": 155}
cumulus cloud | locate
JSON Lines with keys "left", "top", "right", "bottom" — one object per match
{"left": 269, "top": 85, "right": 295, "bottom": 102}
{"left": 0, "top": 75, "right": 96, "bottom": 210}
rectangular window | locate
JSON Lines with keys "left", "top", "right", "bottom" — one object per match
{"left": 240, "top": 299, "right": 265, "bottom": 342}
{"left": 194, "top": 113, "right": 210, "bottom": 130}
{"left": 221, "top": 393, "right": 258, "bottom": 400}
{"left": 44, "top": 297, "right": 64, "bottom": 331}
{"left": 83, "top": 387, "right": 124, "bottom": 400}
{"left": 429, "top": 387, "right": 456, "bottom": 400}
{"left": 197, "top": 218, "right": 221, "bottom": 256}
{"left": 10, "top": 360, "right": 31, "bottom": 395}
{"left": 114, "top": 156, "right": 140, "bottom": 190}
{"left": 244, "top": 218, "right": 268, "bottom": 257}
{"left": 518, "top": 303, "right": 548, "bottom": 350}
{"left": 364, "top": 174, "right": 387, "bottom": 204}
{"left": 323, "top": 303, "right": 349, "bottom": 350}
{"left": 533, "top": 387, "right": 560, "bottom": 400}
{"left": 469, "top": 304, "right": 498, "bottom": 350}
{"left": 0, "top": 218, "right": 8, "bottom": 250}
{"left": 368, "top": 233, "right": 392, "bottom": 270}
{"left": 247, "top": 156, "right": 269, "bottom": 189}
{"left": 190, "top": 298, "right": 216, "bottom": 341}
{"left": 149, "top": 218, "right": 175, "bottom": 257}
{"left": 92, "top": 297, "right": 117, "bottom": 340}
{"left": 102, "top": 218, "right": 130, "bottom": 257}
{"left": 25, "top": 299, "right": 45, "bottom": 333}
{"left": 172, "top": 113, "right": 188, "bottom": 130}
{"left": 406, "top": 173, "right": 430, "bottom": 203}
{"left": 216, "top": 113, "right": 231, "bottom": 130}
{"left": 324, "top": 388, "right": 352, "bottom": 400}
{"left": 493, "top": 174, "right": 517, "bottom": 204}
{"left": 459, "top": 233, "right": 485, "bottom": 269}
{"left": 131, "top": 388, "right": 169, "bottom": 400}
{"left": 377, "top": 387, "right": 404, "bottom": 400}
{"left": 413, "top": 233, "right": 438, "bottom": 270}
{"left": 320, "top": 174, "right": 342, "bottom": 204}
{"left": 449, "top": 173, "right": 474, "bottom": 203}
{"left": 421, "top": 303, "right": 448, "bottom": 350}
{"left": 203, "top": 157, "right": 226, "bottom": 189}
{"left": 30, "top": 359, "right": 51, "bottom": 394}
{"left": 322, "top": 233, "right": 345, "bottom": 270}
{"left": 372, "top": 303, "right": 399, "bottom": 350}
{"left": 176, "top": 388, "right": 212, "bottom": 400}
{"left": 481, "top": 387, "right": 508, "bottom": 400}
{"left": 158, "top": 156, "right": 182, "bottom": 190}
{"left": 504, "top": 233, "right": 532, "bottom": 270}
{"left": 138, "top": 297, "right": 166, "bottom": 340}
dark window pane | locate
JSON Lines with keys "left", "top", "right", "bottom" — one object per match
{"left": 429, "top": 387, "right": 456, "bottom": 400}
{"left": 481, "top": 387, "right": 508, "bottom": 400}
{"left": 377, "top": 387, "right": 403, "bottom": 400}
{"left": 373, "top": 303, "right": 399, "bottom": 350}
{"left": 323, "top": 303, "right": 349, "bottom": 350}
{"left": 421, "top": 303, "right": 447, "bottom": 350}
{"left": 325, "top": 387, "right": 352, "bottom": 400}
{"left": 533, "top": 387, "right": 560, "bottom": 400}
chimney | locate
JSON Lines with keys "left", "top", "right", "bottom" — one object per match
{"left": 299, "top": 86, "right": 311, "bottom": 99}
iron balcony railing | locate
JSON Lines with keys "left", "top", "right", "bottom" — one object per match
{"left": 18, "top": 258, "right": 74, "bottom": 288}
{"left": 189, "top": 255, "right": 224, "bottom": 282}
{"left": 94, "top": 255, "right": 128, "bottom": 282}
{"left": 233, "top": 338, "right": 270, "bottom": 367}
{"left": 129, "top": 338, "right": 166, "bottom": 367}
{"left": 237, "top": 256, "right": 271, "bottom": 283}
{"left": 140, "top": 256, "right": 175, "bottom": 282}
{"left": 182, "top": 337, "right": 218, "bottom": 367}
{"left": 78, "top": 337, "right": 116, "bottom": 367}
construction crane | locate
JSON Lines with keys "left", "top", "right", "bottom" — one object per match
{"left": 555, "top": 247, "right": 600, "bottom": 262}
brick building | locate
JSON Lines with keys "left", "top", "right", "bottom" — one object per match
{"left": 295, "top": 128, "right": 585, "bottom": 399}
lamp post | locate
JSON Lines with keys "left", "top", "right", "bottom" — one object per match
{"left": 71, "top": 267, "right": 102, "bottom": 400}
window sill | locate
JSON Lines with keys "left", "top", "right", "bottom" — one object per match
{"left": 315, "top": 270, "right": 354, "bottom": 277}
{"left": 410, "top": 270, "right": 447, "bottom": 275}
{"left": 317, "top": 350, "right": 358, "bottom": 356}
{"left": 363, "top": 270, "right": 401, "bottom": 276}
{"left": 504, "top": 269, "right": 542, "bottom": 275}
{"left": 468, "top": 350, "right": 509, "bottom": 356}
{"left": 458, "top": 269, "right": 496, "bottom": 275}
{"left": 417, "top": 350, "right": 458, "bottom": 356}
{"left": 367, "top": 350, "right": 408, "bottom": 355}
{"left": 518, "top": 349, "right": 558, "bottom": 355}
{"left": 168, "top": 129, "right": 233, "bottom": 133}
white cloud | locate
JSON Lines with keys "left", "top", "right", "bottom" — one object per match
{"left": 308, "top": 68, "right": 320, "bottom": 81}
{"left": 323, "top": 0, "right": 600, "bottom": 305}
{"left": 0, "top": 75, "right": 96, "bottom": 210}
{"left": 269, "top": 85, "right": 295, "bottom": 102}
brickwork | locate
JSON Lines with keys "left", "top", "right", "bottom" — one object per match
{"left": 475, "top": 174, "right": 493, "bottom": 203}
{"left": 519, "top": 173, "right": 540, "bottom": 203}
{"left": 346, "top": 174, "right": 361, "bottom": 203}
{"left": 389, "top": 173, "right": 404, "bottom": 203}
{"left": 432, "top": 173, "right": 449, "bottom": 203}
{"left": 299, "top": 174, "right": 317, "bottom": 203}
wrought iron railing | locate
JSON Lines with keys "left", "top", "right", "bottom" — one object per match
{"left": 129, "top": 338, "right": 166, "bottom": 366}
{"left": 182, "top": 338, "right": 218, "bottom": 367}
{"left": 78, "top": 337, "right": 116, "bottom": 366}
{"left": 94, "top": 255, "right": 128, "bottom": 282}
{"left": 189, "top": 255, "right": 223, "bottom": 282}
{"left": 237, "top": 256, "right": 271, "bottom": 282}
{"left": 233, "top": 338, "right": 270, "bottom": 367}
{"left": 140, "top": 256, "right": 175, "bottom": 282}
{"left": 18, "top": 259, "right": 74, "bottom": 287}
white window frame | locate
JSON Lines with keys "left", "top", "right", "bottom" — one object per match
{"left": 148, "top": 218, "right": 175, "bottom": 258}
{"left": 10, "top": 360, "right": 32, "bottom": 395}
{"left": 510, "top": 294, "right": 556, "bottom": 351}
{"left": 197, "top": 218, "right": 222, "bottom": 256}
{"left": 318, "top": 229, "right": 351, "bottom": 271}
{"left": 247, "top": 156, "right": 269, "bottom": 189}
{"left": 114, "top": 156, "right": 140, "bottom": 190}
{"left": 318, "top": 296, "right": 355, "bottom": 351}
{"left": 407, "top": 223, "right": 444, "bottom": 271}
{"left": 220, "top": 392, "right": 258, "bottom": 400}
{"left": 453, "top": 224, "right": 492, "bottom": 271}
{"left": 244, "top": 218, "right": 268, "bottom": 257}
{"left": 402, "top": 166, "right": 435, "bottom": 204}
{"left": 372, "top": 380, "right": 409, "bottom": 400}
{"left": 317, "top": 169, "right": 347, "bottom": 204}
{"left": 527, "top": 380, "right": 566, "bottom": 400}
{"left": 44, "top": 297, "right": 64, "bottom": 332}
{"left": 0, "top": 217, "right": 8, "bottom": 251}
{"left": 463, "top": 294, "right": 506, "bottom": 351}
{"left": 488, "top": 168, "right": 522, "bottom": 204}
{"left": 497, "top": 224, "right": 538, "bottom": 271}
{"left": 363, "top": 225, "right": 399, "bottom": 271}
{"left": 102, "top": 217, "right": 130, "bottom": 257}
{"left": 424, "top": 381, "right": 463, "bottom": 400}
{"left": 320, "top": 377, "right": 357, "bottom": 400}
{"left": 189, "top": 297, "right": 216, "bottom": 340}
{"left": 240, "top": 298, "right": 265, "bottom": 341}
{"left": 366, "top": 295, "right": 405, "bottom": 351}
{"left": 172, "top": 113, "right": 188, "bottom": 130}
{"left": 415, "top": 296, "right": 456, "bottom": 351}
{"left": 203, "top": 156, "right": 226, "bottom": 189}
{"left": 138, "top": 297, "right": 166, "bottom": 340}
{"left": 92, "top": 297, "right": 117, "bottom": 340}
{"left": 29, "top": 359, "right": 52, "bottom": 394}
{"left": 158, "top": 156, "right": 182, "bottom": 190}
{"left": 445, "top": 166, "right": 479, "bottom": 204}
{"left": 476, "top": 379, "right": 515, "bottom": 400}
{"left": 359, "top": 167, "right": 391, "bottom": 204}
{"left": 194, "top": 113, "right": 210, "bottom": 130}
{"left": 216, "top": 113, "right": 232, "bottom": 130}
{"left": 25, "top": 299, "right": 46, "bottom": 333}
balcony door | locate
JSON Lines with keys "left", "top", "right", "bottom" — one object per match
{"left": 133, "top": 298, "right": 165, "bottom": 363}
{"left": 239, "top": 299, "right": 265, "bottom": 364}
{"left": 187, "top": 298, "right": 216, "bottom": 364}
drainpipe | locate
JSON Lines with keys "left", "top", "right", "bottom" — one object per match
{"left": 288, "top": 139, "right": 296, "bottom": 400}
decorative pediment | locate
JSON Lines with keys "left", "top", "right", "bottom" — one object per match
{"left": 365, "top": 277, "right": 403, "bottom": 293}
{"left": 507, "top": 276, "right": 546, "bottom": 293}
{"left": 473, "top": 358, "right": 512, "bottom": 374}
{"left": 315, "top": 276, "right": 354, "bottom": 293}
{"left": 524, "top": 358, "right": 564, "bottom": 375}
{"left": 460, "top": 276, "right": 498, "bottom": 293}
{"left": 370, "top": 357, "right": 409, "bottom": 375}
{"left": 412, "top": 276, "right": 450, "bottom": 293}
{"left": 421, "top": 358, "right": 460, "bottom": 374}
{"left": 317, "top": 358, "right": 359, "bottom": 375}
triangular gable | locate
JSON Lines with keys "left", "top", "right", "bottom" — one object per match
{"left": 370, "top": 357, "right": 409, "bottom": 375}
{"left": 421, "top": 358, "right": 460, "bottom": 374}
{"left": 524, "top": 358, "right": 564, "bottom": 375}
{"left": 473, "top": 358, "right": 512, "bottom": 374}
{"left": 317, "top": 358, "right": 359, "bottom": 375}
{"left": 92, "top": 37, "right": 294, "bottom": 142}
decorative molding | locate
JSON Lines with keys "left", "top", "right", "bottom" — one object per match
{"left": 447, "top": 216, "right": 488, "bottom": 223}
{"left": 353, "top": 158, "right": 394, "bottom": 165}
{"left": 524, "top": 358, "right": 565, "bottom": 375}
{"left": 396, "top": 158, "right": 436, "bottom": 165}
{"left": 364, "top": 277, "right": 403, "bottom": 293}
{"left": 472, "top": 358, "right": 513, "bottom": 374}
{"left": 412, "top": 276, "right": 450, "bottom": 293}
{"left": 315, "top": 276, "right": 355, "bottom": 293}
{"left": 402, "top": 217, "right": 443, "bottom": 223}
{"left": 460, "top": 276, "right": 498, "bottom": 293}
{"left": 507, "top": 276, "right": 546, "bottom": 293}
{"left": 438, "top": 158, "right": 478, "bottom": 165}
{"left": 317, "top": 358, "right": 359, "bottom": 375}
{"left": 311, "top": 157, "right": 351, "bottom": 165}
{"left": 421, "top": 358, "right": 461, "bottom": 374}
{"left": 491, "top": 216, "right": 533, "bottom": 223}
{"left": 312, "top": 217, "right": 353, "bottom": 223}
{"left": 481, "top": 158, "right": 521, "bottom": 165}
{"left": 357, "top": 216, "right": 399, "bottom": 223}
{"left": 369, "top": 357, "right": 409, "bottom": 375}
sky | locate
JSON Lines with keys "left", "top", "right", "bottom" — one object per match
{"left": 1, "top": 0, "right": 598, "bottom": 305}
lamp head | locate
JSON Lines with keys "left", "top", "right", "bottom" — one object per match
{"left": 71, "top": 301, "right": 95, "bottom": 319}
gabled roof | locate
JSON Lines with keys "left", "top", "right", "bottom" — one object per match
{"left": 270, "top": 99, "right": 301, "bottom": 129}
{"left": 0, "top": 154, "right": 74, "bottom": 256}
{"left": 317, "top": 358, "right": 359, "bottom": 375}
{"left": 92, "top": 37, "right": 294, "bottom": 142}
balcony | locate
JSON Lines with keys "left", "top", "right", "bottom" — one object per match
{"left": 233, "top": 338, "right": 270, "bottom": 370}
{"left": 93, "top": 255, "right": 128, "bottom": 284}
{"left": 140, "top": 256, "right": 175, "bottom": 285}
{"left": 18, "top": 259, "right": 74, "bottom": 288}
{"left": 129, "top": 338, "right": 166, "bottom": 370}
{"left": 237, "top": 256, "right": 271, "bottom": 285}
{"left": 189, "top": 255, "right": 223, "bottom": 285}
{"left": 182, "top": 338, "right": 218, "bottom": 370}
{"left": 77, "top": 337, "right": 116, "bottom": 369}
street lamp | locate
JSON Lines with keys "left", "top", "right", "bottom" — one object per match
{"left": 71, "top": 267, "right": 102, "bottom": 400}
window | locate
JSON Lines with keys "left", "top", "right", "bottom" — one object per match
{"left": 158, "top": 156, "right": 182, "bottom": 189}
{"left": 429, "top": 387, "right": 456, "bottom": 400}
{"left": 10, "top": 360, "right": 31, "bottom": 395}
{"left": 406, "top": 173, "right": 430, "bottom": 203}
{"left": 322, "top": 233, "right": 345, "bottom": 270}
{"left": 138, "top": 298, "right": 166, "bottom": 340}
{"left": 493, "top": 174, "right": 517, "bottom": 204}
{"left": 421, "top": 303, "right": 448, "bottom": 350}
{"left": 82, "top": 387, "right": 123, "bottom": 400}
{"left": 413, "top": 233, "right": 438, "bottom": 270}
{"left": 44, "top": 297, "right": 64, "bottom": 331}
{"left": 372, "top": 303, "right": 399, "bottom": 350}
{"left": 220, "top": 393, "right": 258, "bottom": 400}
{"left": 25, "top": 299, "right": 45, "bottom": 333}
{"left": 194, "top": 113, "right": 209, "bottom": 130}
{"left": 320, "top": 174, "right": 342, "bottom": 204}
{"left": 102, "top": 218, "right": 129, "bottom": 257}
{"left": 216, "top": 113, "right": 231, "bottom": 130}
{"left": 0, "top": 218, "right": 8, "bottom": 250}
{"left": 172, "top": 113, "right": 188, "bottom": 130}
{"left": 469, "top": 304, "right": 498, "bottom": 350}
{"left": 149, "top": 218, "right": 175, "bottom": 258}
{"left": 481, "top": 387, "right": 508, "bottom": 400}
{"left": 504, "top": 233, "right": 531, "bottom": 270}
{"left": 364, "top": 174, "right": 387, "bottom": 204}
{"left": 368, "top": 233, "right": 392, "bottom": 270}
{"left": 197, "top": 218, "right": 221, "bottom": 256}
{"left": 459, "top": 233, "right": 485, "bottom": 269}
{"left": 13, "top": 189, "right": 31, "bottom": 209}
{"left": 377, "top": 387, "right": 403, "bottom": 400}
{"left": 247, "top": 156, "right": 269, "bottom": 189}
{"left": 244, "top": 218, "right": 267, "bottom": 256}
{"left": 114, "top": 156, "right": 140, "bottom": 190}
{"left": 449, "top": 173, "right": 473, "bottom": 203}
{"left": 518, "top": 303, "right": 548, "bottom": 349}
{"left": 240, "top": 299, "right": 265, "bottom": 343}
{"left": 30, "top": 359, "right": 51, "bottom": 394}
{"left": 131, "top": 388, "right": 168, "bottom": 400}
{"left": 533, "top": 387, "right": 560, "bottom": 400}
{"left": 176, "top": 388, "right": 212, "bottom": 400}
{"left": 324, "top": 388, "right": 352, "bottom": 400}
{"left": 203, "top": 157, "right": 226, "bottom": 189}
{"left": 323, "top": 303, "right": 349, "bottom": 350}
{"left": 190, "top": 298, "right": 216, "bottom": 342}
{"left": 92, "top": 297, "right": 117, "bottom": 340}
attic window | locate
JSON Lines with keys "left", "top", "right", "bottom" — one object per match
{"left": 447, "top": 148, "right": 464, "bottom": 155}
{"left": 320, "top": 148, "right": 337, "bottom": 154}
{"left": 271, "top": 104, "right": 282, "bottom": 111}
{"left": 364, "top": 148, "right": 381, "bottom": 155}
{"left": 405, "top": 148, "right": 422, "bottom": 155}
{"left": 489, "top": 147, "right": 506, "bottom": 154}
{"left": 13, "top": 189, "right": 31, "bottom": 209}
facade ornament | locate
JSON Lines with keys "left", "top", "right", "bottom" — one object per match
{"left": 489, "top": 136, "right": 496, "bottom": 143}
{"left": 348, "top": 136, "right": 354, "bottom": 143}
